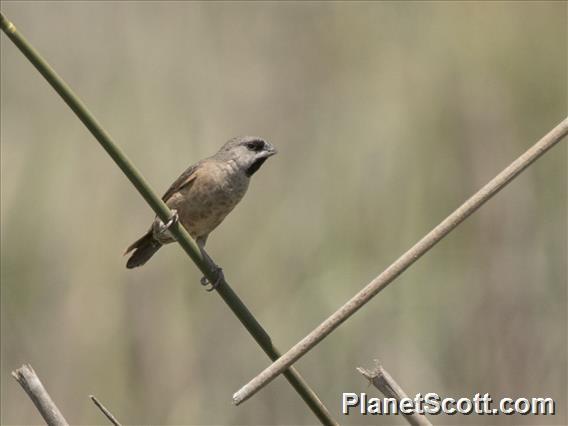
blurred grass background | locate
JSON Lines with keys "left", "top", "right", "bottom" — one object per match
{"left": 1, "top": 1, "right": 566, "bottom": 425}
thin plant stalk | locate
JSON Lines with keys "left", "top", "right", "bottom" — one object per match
{"left": 0, "top": 12, "right": 336, "bottom": 426}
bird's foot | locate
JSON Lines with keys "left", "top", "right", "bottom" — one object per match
{"left": 200, "top": 266, "right": 224, "bottom": 292}
{"left": 156, "top": 209, "right": 179, "bottom": 236}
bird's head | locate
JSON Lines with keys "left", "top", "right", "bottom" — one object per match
{"left": 216, "top": 136, "right": 277, "bottom": 177}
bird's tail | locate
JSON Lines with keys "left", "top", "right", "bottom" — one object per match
{"left": 124, "top": 231, "right": 162, "bottom": 269}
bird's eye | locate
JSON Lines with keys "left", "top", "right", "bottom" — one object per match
{"left": 246, "top": 140, "right": 265, "bottom": 151}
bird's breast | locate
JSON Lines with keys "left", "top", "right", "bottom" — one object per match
{"left": 201, "top": 161, "right": 249, "bottom": 202}
{"left": 168, "top": 161, "right": 249, "bottom": 239}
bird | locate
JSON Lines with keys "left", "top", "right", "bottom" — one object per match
{"left": 124, "top": 136, "right": 277, "bottom": 273}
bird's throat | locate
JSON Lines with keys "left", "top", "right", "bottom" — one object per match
{"left": 246, "top": 157, "right": 268, "bottom": 177}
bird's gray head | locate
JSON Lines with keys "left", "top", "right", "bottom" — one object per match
{"left": 215, "top": 136, "right": 277, "bottom": 177}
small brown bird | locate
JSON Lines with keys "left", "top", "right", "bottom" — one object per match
{"left": 125, "top": 136, "right": 277, "bottom": 270}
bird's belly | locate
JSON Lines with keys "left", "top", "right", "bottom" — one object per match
{"left": 172, "top": 174, "right": 249, "bottom": 240}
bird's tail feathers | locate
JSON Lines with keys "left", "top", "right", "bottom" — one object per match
{"left": 124, "top": 231, "right": 162, "bottom": 269}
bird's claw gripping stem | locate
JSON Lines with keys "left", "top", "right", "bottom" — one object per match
{"left": 200, "top": 266, "right": 224, "bottom": 292}
{"left": 157, "top": 209, "right": 179, "bottom": 236}
{"left": 164, "top": 209, "right": 179, "bottom": 229}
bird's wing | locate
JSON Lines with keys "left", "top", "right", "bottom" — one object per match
{"left": 161, "top": 162, "right": 201, "bottom": 202}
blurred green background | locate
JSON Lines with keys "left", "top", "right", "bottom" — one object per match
{"left": 1, "top": 1, "right": 566, "bottom": 425}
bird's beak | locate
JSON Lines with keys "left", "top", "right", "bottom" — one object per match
{"left": 264, "top": 142, "right": 278, "bottom": 157}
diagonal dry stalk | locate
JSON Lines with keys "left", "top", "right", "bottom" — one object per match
{"left": 12, "top": 364, "right": 69, "bottom": 426}
{"left": 90, "top": 395, "right": 122, "bottom": 426}
{"left": 358, "top": 361, "right": 433, "bottom": 426}
{"left": 233, "top": 117, "right": 568, "bottom": 404}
